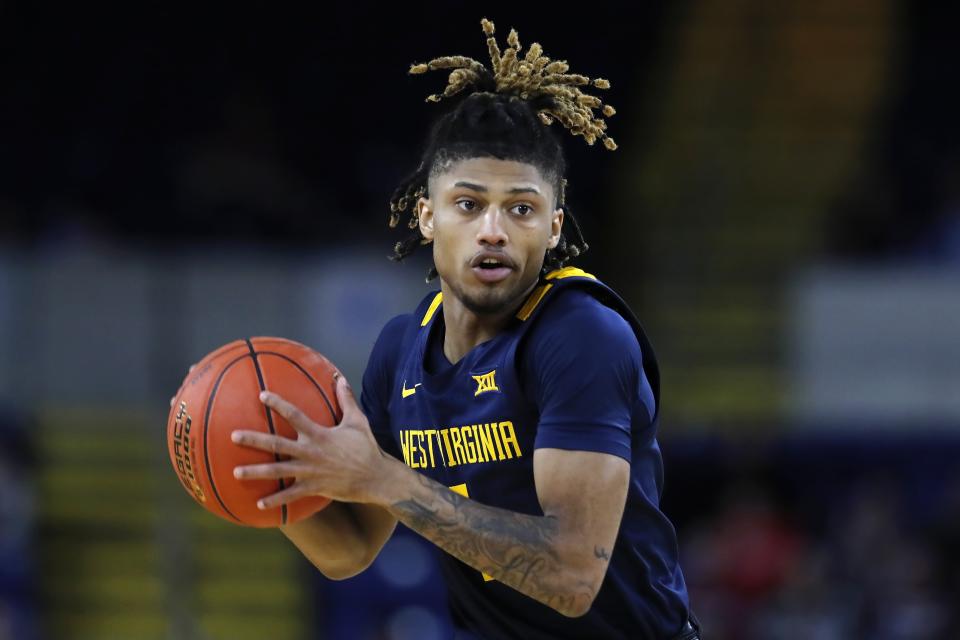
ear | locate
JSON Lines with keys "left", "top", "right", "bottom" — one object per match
{"left": 418, "top": 196, "right": 435, "bottom": 243}
{"left": 547, "top": 207, "right": 564, "bottom": 249}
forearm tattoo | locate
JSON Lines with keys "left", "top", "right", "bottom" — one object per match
{"left": 389, "top": 473, "right": 598, "bottom": 615}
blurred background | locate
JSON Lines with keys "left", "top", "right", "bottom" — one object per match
{"left": 1, "top": 1, "right": 958, "bottom": 638}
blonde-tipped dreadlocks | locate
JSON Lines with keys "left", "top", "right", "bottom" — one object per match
{"left": 409, "top": 18, "right": 618, "bottom": 151}
{"left": 389, "top": 18, "right": 617, "bottom": 282}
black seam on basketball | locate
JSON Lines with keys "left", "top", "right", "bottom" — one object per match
{"left": 245, "top": 338, "right": 288, "bottom": 526}
{"left": 203, "top": 354, "right": 248, "bottom": 524}
{"left": 255, "top": 351, "right": 338, "bottom": 424}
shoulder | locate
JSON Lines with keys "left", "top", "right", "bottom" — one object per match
{"left": 523, "top": 284, "right": 655, "bottom": 452}
{"left": 380, "top": 312, "right": 416, "bottom": 341}
{"left": 362, "top": 312, "right": 415, "bottom": 405}
{"left": 519, "top": 285, "right": 643, "bottom": 398}
{"left": 372, "top": 290, "right": 440, "bottom": 356}
{"left": 369, "top": 312, "right": 416, "bottom": 366}
{"left": 530, "top": 286, "right": 640, "bottom": 356}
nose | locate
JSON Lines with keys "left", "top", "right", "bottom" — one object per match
{"left": 476, "top": 206, "right": 508, "bottom": 247}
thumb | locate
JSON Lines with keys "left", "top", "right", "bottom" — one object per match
{"left": 334, "top": 372, "right": 360, "bottom": 422}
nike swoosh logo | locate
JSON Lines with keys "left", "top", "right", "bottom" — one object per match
{"left": 401, "top": 381, "right": 422, "bottom": 398}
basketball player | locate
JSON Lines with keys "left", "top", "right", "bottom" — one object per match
{"left": 230, "top": 19, "right": 699, "bottom": 639}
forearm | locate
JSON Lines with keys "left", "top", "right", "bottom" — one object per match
{"left": 379, "top": 461, "right": 599, "bottom": 617}
{"left": 280, "top": 501, "right": 395, "bottom": 580}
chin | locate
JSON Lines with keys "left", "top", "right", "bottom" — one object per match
{"left": 440, "top": 268, "right": 539, "bottom": 316}
{"left": 461, "top": 277, "right": 537, "bottom": 316}
{"left": 457, "top": 289, "right": 509, "bottom": 315}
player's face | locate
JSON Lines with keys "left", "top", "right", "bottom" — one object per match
{"left": 417, "top": 157, "right": 564, "bottom": 316}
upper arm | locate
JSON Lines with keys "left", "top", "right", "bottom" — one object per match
{"left": 533, "top": 447, "right": 630, "bottom": 576}
{"left": 524, "top": 292, "right": 648, "bottom": 600}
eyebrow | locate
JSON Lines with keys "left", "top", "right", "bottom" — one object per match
{"left": 453, "top": 181, "right": 542, "bottom": 196}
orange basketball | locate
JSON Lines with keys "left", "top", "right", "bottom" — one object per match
{"left": 167, "top": 337, "right": 341, "bottom": 527}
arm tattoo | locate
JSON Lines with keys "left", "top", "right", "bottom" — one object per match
{"left": 389, "top": 473, "right": 596, "bottom": 615}
{"left": 594, "top": 546, "right": 610, "bottom": 561}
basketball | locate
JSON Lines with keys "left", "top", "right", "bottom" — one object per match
{"left": 166, "top": 337, "right": 342, "bottom": 527}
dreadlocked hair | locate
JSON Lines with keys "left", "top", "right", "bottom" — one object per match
{"left": 389, "top": 17, "right": 616, "bottom": 282}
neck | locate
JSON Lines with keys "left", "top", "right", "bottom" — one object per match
{"left": 439, "top": 279, "right": 539, "bottom": 364}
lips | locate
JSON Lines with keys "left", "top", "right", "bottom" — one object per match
{"left": 472, "top": 265, "right": 513, "bottom": 283}
{"left": 469, "top": 251, "right": 515, "bottom": 284}
{"left": 470, "top": 251, "right": 516, "bottom": 270}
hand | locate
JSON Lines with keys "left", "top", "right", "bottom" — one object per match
{"left": 231, "top": 374, "right": 396, "bottom": 509}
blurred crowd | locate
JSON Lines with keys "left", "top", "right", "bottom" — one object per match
{"left": 666, "top": 438, "right": 960, "bottom": 640}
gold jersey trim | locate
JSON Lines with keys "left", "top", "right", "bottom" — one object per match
{"left": 516, "top": 284, "right": 553, "bottom": 321}
{"left": 515, "top": 267, "right": 597, "bottom": 321}
{"left": 545, "top": 266, "right": 596, "bottom": 281}
{"left": 421, "top": 292, "right": 443, "bottom": 326}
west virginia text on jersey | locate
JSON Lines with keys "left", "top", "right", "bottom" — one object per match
{"left": 398, "top": 421, "right": 522, "bottom": 469}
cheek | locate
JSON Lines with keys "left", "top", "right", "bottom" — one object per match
{"left": 432, "top": 216, "right": 466, "bottom": 252}
{"left": 431, "top": 240, "right": 445, "bottom": 266}
{"left": 522, "top": 223, "right": 553, "bottom": 250}
{"left": 430, "top": 226, "right": 458, "bottom": 270}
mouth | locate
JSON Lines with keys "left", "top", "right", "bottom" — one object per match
{"left": 470, "top": 254, "right": 515, "bottom": 284}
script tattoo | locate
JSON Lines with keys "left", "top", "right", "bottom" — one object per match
{"left": 390, "top": 473, "right": 596, "bottom": 616}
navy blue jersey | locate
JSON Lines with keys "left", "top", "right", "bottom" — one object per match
{"left": 361, "top": 267, "right": 690, "bottom": 639}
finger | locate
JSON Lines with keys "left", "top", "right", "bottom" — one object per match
{"left": 231, "top": 430, "right": 306, "bottom": 457}
{"left": 257, "top": 481, "right": 312, "bottom": 510}
{"left": 233, "top": 461, "right": 310, "bottom": 481}
{"left": 259, "top": 391, "right": 323, "bottom": 437}
{"left": 334, "top": 373, "right": 360, "bottom": 421}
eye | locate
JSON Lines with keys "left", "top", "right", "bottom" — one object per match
{"left": 456, "top": 199, "right": 478, "bottom": 212}
{"left": 511, "top": 204, "right": 534, "bottom": 216}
